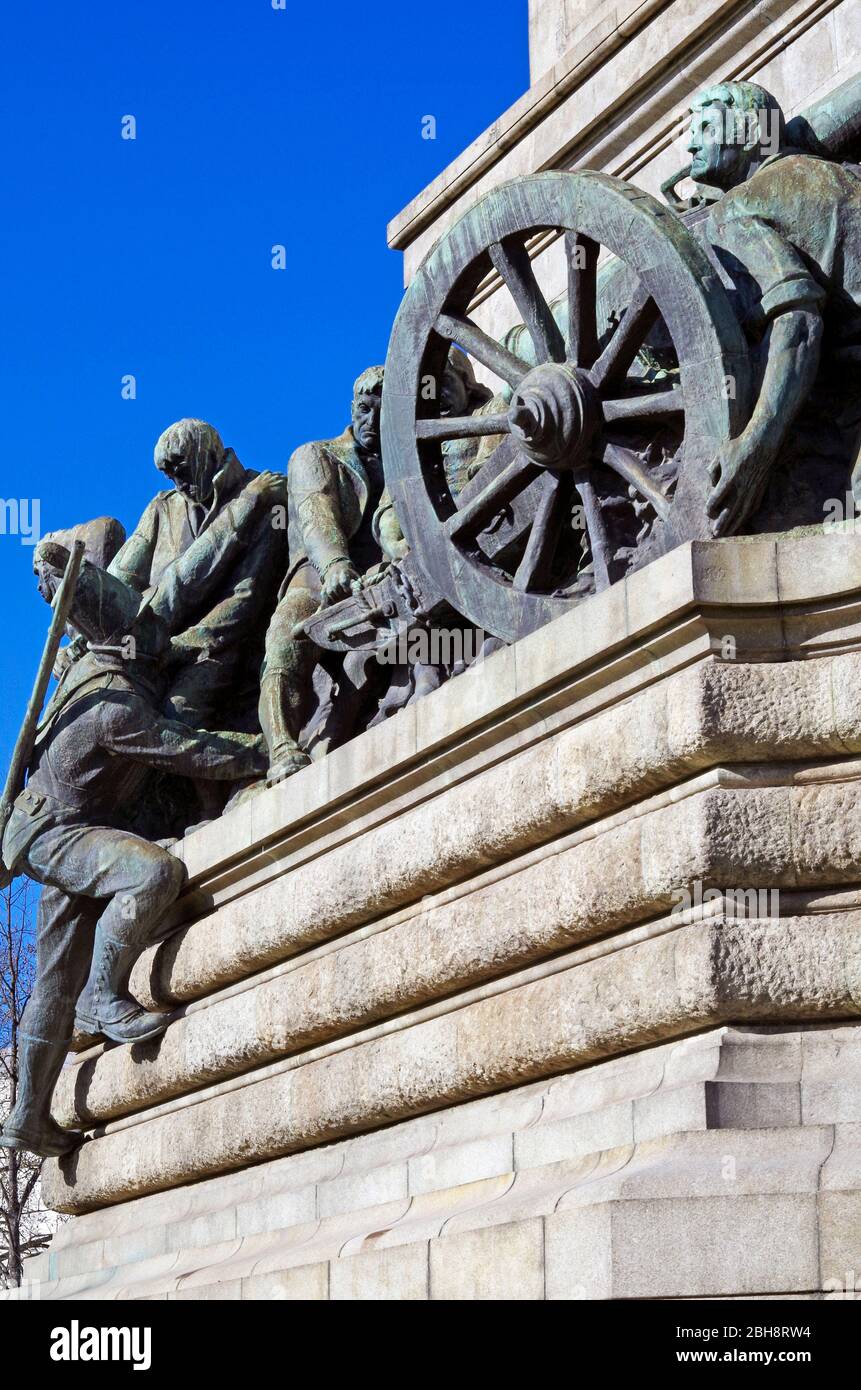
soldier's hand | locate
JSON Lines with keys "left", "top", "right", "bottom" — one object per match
{"left": 706, "top": 437, "right": 772, "bottom": 538}
{"left": 321, "top": 560, "right": 360, "bottom": 605}
{"left": 247, "top": 470, "right": 285, "bottom": 501}
{"left": 53, "top": 635, "right": 87, "bottom": 680}
{"left": 167, "top": 631, "right": 208, "bottom": 666}
{"left": 383, "top": 536, "right": 409, "bottom": 562}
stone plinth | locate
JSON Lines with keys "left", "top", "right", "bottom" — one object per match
{"left": 20, "top": 1024, "right": 861, "bottom": 1300}
{"left": 9, "top": 532, "right": 861, "bottom": 1299}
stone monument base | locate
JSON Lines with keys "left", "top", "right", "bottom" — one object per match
{"left": 10, "top": 534, "right": 861, "bottom": 1300}
{"left": 27, "top": 1022, "right": 861, "bottom": 1300}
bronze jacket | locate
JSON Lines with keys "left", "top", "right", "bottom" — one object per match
{"left": 708, "top": 153, "right": 861, "bottom": 346}
{"left": 286, "top": 427, "right": 385, "bottom": 582}
{"left": 2, "top": 668, "right": 265, "bottom": 872}
{"left": 108, "top": 451, "right": 290, "bottom": 663}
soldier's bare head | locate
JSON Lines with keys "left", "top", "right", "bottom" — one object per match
{"left": 351, "top": 367, "right": 385, "bottom": 456}
{"left": 33, "top": 541, "right": 169, "bottom": 662}
{"left": 688, "top": 81, "right": 785, "bottom": 191}
{"left": 154, "top": 419, "right": 225, "bottom": 505}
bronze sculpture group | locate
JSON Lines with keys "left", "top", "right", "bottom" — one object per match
{"left": 2, "top": 78, "right": 860, "bottom": 1157}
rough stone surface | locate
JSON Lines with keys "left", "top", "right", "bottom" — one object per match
{"left": 14, "top": 1024, "right": 861, "bottom": 1300}
{"left": 57, "top": 762, "right": 861, "bottom": 1130}
{"left": 127, "top": 644, "right": 861, "bottom": 1015}
{"left": 41, "top": 920, "right": 861, "bottom": 1213}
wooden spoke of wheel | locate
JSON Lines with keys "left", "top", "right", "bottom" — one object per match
{"left": 573, "top": 472, "right": 612, "bottom": 590}
{"left": 488, "top": 235, "right": 566, "bottom": 365}
{"left": 512, "top": 473, "right": 565, "bottom": 593}
{"left": 455, "top": 434, "right": 519, "bottom": 508}
{"left": 444, "top": 446, "right": 539, "bottom": 543}
{"left": 602, "top": 441, "right": 672, "bottom": 520}
{"left": 565, "top": 231, "right": 599, "bottom": 369}
{"left": 436, "top": 313, "right": 532, "bottom": 390}
{"left": 416, "top": 412, "right": 511, "bottom": 442}
{"left": 601, "top": 389, "right": 683, "bottom": 424}
{"left": 589, "top": 283, "right": 659, "bottom": 392}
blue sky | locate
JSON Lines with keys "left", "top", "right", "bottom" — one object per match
{"left": 0, "top": 0, "right": 528, "bottom": 771}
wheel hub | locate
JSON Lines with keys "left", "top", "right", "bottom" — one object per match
{"left": 507, "top": 363, "right": 599, "bottom": 470}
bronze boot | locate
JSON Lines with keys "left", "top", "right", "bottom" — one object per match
{"left": 74, "top": 927, "right": 171, "bottom": 1045}
{"left": 0, "top": 1034, "right": 80, "bottom": 1158}
{"left": 259, "top": 671, "right": 312, "bottom": 783}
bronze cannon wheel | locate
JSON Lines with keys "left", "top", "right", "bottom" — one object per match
{"left": 382, "top": 170, "right": 751, "bottom": 643}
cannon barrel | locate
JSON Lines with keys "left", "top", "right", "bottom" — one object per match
{"left": 787, "top": 71, "right": 861, "bottom": 159}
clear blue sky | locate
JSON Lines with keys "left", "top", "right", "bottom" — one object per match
{"left": 0, "top": 0, "right": 528, "bottom": 772}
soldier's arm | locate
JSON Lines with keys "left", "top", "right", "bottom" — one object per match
{"left": 170, "top": 573, "right": 261, "bottom": 659}
{"left": 108, "top": 495, "right": 162, "bottom": 593}
{"left": 732, "top": 303, "right": 822, "bottom": 452}
{"left": 372, "top": 488, "right": 409, "bottom": 562}
{"left": 98, "top": 694, "right": 268, "bottom": 780}
{"left": 151, "top": 472, "right": 287, "bottom": 634}
{"left": 168, "top": 502, "right": 288, "bottom": 660}
{"left": 290, "top": 443, "right": 352, "bottom": 576}
{"left": 705, "top": 201, "right": 826, "bottom": 535}
{"left": 59, "top": 503, "right": 161, "bottom": 671}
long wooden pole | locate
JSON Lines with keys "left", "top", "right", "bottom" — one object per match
{"left": 0, "top": 540, "right": 86, "bottom": 887}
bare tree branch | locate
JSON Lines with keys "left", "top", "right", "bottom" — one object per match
{"left": 0, "top": 878, "right": 56, "bottom": 1287}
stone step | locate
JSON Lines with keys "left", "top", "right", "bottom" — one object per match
{"left": 21, "top": 1024, "right": 861, "bottom": 1300}
{"left": 129, "top": 648, "right": 861, "bottom": 1012}
{"left": 42, "top": 919, "right": 861, "bottom": 1214}
{"left": 55, "top": 762, "right": 861, "bottom": 1132}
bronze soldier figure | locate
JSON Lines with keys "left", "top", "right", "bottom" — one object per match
{"left": 372, "top": 347, "right": 496, "bottom": 558}
{"left": 0, "top": 545, "right": 267, "bottom": 1159}
{"left": 685, "top": 81, "right": 861, "bottom": 535}
{"left": 259, "top": 366, "right": 388, "bottom": 780}
{"left": 109, "top": 418, "right": 289, "bottom": 733}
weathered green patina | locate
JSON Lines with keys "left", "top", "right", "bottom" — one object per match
{"left": 3, "top": 73, "right": 861, "bottom": 1162}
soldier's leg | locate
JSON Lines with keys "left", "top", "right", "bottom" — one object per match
{"left": 259, "top": 565, "right": 320, "bottom": 782}
{"left": 0, "top": 884, "right": 100, "bottom": 1156}
{"left": 25, "top": 824, "right": 186, "bottom": 1046}
{"left": 161, "top": 658, "right": 235, "bottom": 829}
{"left": 162, "top": 656, "right": 232, "bottom": 728}
{"left": 73, "top": 836, "right": 186, "bottom": 1043}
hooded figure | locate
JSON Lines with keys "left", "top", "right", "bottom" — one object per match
{"left": 0, "top": 543, "right": 267, "bottom": 1159}
{"left": 106, "top": 419, "right": 289, "bottom": 743}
